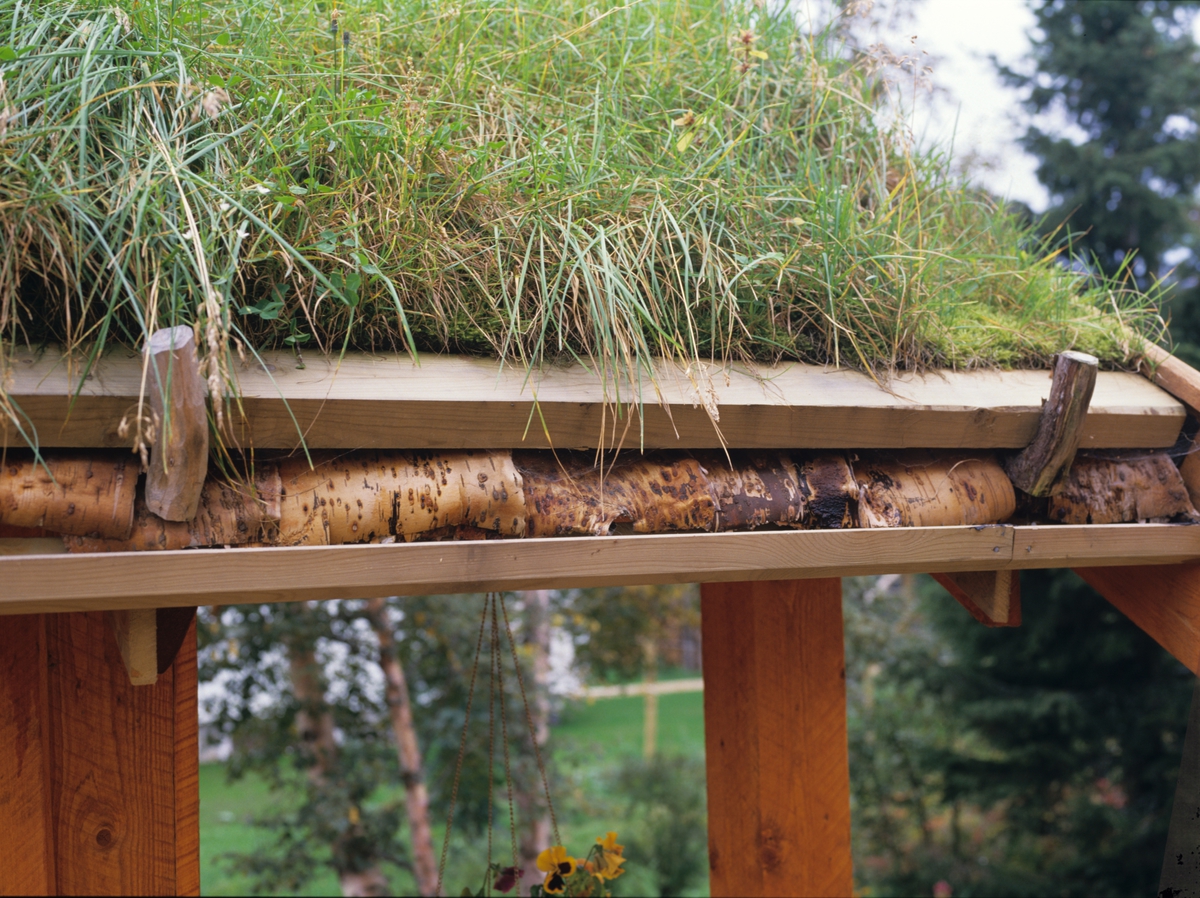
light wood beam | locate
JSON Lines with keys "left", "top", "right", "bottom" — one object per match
{"left": 3, "top": 349, "right": 1183, "bottom": 450}
{"left": 701, "top": 578, "right": 852, "bottom": 896}
{"left": 1, "top": 523, "right": 1200, "bottom": 614}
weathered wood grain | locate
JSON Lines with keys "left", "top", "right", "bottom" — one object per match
{"left": 46, "top": 612, "right": 179, "bottom": 895}
{"left": 701, "top": 579, "right": 852, "bottom": 895}
{"left": 1009, "top": 523, "right": 1200, "bottom": 569}
{"left": 0, "top": 613, "right": 199, "bottom": 895}
{"left": 173, "top": 617, "right": 200, "bottom": 897}
{"left": 1143, "top": 344, "right": 1200, "bottom": 415}
{"left": 2, "top": 349, "right": 1184, "bottom": 450}
{"left": 144, "top": 327, "right": 209, "bottom": 522}
{"left": 1004, "top": 350, "right": 1097, "bottom": 496}
{"left": 0, "top": 615, "right": 55, "bottom": 896}
{"left": 0, "top": 526, "right": 1015, "bottom": 613}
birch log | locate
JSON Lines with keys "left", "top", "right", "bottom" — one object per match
{"left": 1047, "top": 453, "right": 1198, "bottom": 524}
{"left": 855, "top": 452, "right": 1016, "bottom": 528}
{"left": 144, "top": 326, "right": 209, "bottom": 521}
{"left": 702, "top": 453, "right": 805, "bottom": 530}
{"left": 276, "top": 451, "right": 526, "bottom": 545}
{"left": 797, "top": 455, "right": 860, "bottom": 529}
{"left": 516, "top": 451, "right": 717, "bottom": 537}
{"left": 64, "top": 466, "right": 281, "bottom": 552}
{"left": 0, "top": 454, "right": 136, "bottom": 539}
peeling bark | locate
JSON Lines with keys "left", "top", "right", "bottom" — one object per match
{"left": 855, "top": 452, "right": 1016, "bottom": 528}
{"left": 276, "top": 451, "right": 525, "bottom": 545}
{"left": 796, "top": 454, "right": 859, "bottom": 528}
{"left": 64, "top": 466, "right": 280, "bottom": 552}
{"left": 517, "top": 451, "right": 715, "bottom": 537}
{"left": 0, "top": 453, "right": 136, "bottom": 539}
{"left": 1048, "top": 453, "right": 1198, "bottom": 524}
{"left": 700, "top": 452, "right": 805, "bottom": 530}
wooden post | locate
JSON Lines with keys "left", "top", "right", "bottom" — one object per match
{"left": 145, "top": 325, "right": 209, "bottom": 522}
{"left": 1004, "top": 350, "right": 1097, "bottom": 496}
{"left": 0, "top": 611, "right": 199, "bottom": 896}
{"left": 701, "top": 579, "right": 853, "bottom": 896}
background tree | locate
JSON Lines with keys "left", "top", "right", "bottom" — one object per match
{"left": 1001, "top": 0, "right": 1200, "bottom": 359}
{"left": 200, "top": 602, "right": 412, "bottom": 895}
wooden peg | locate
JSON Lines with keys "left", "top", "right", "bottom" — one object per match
{"left": 108, "top": 607, "right": 198, "bottom": 686}
{"left": 145, "top": 326, "right": 209, "bottom": 522}
{"left": 1004, "top": 350, "right": 1098, "bottom": 496}
{"left": 933, "top": 569, "right": 1021, "bottom": 627}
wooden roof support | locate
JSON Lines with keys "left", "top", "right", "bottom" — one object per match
{"left": 109, "top": 607, "right": 199, "bottom": 686}
{"left": 702, "top": 578, "right": 852, "bottom": 895}
{"left": 1075, "top": 563, "right": 1200, "bottom": 674}
{"left": 1, "top": 523, "right": 1198, "bottom": 614}
{"left": 932, "top": 570, "right": 1021, "bottom": 627}
{"left": 3, "top": 349, "right": 1183, "bottom": 450}
{"left": 0, "top": 612, "right": 199, "bottom": 895}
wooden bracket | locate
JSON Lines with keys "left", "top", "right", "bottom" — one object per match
{"left": 933, "top": 570, "right": 1021, "bottom": 627}
{"left": 1004, "top": 350, "right": 1098, "bottom": 496}
{"left": 108, "top": 607, "right": 197, "bottom": 686}
{"left": 145, "top": 326, "right": 209, "bottom": 522}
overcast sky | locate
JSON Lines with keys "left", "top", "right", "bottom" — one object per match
{"left": 856, "top": 0, "right": 1050, "bottom": 210}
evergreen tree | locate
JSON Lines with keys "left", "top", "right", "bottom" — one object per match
{"left": 1001, "top": 0, "right": 1200, "bottom": 359}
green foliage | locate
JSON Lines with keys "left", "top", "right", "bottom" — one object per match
{"left": 558, "top": 585, "right": 698, "bottom": 683}
{"left": 0, "top": 0, "right": 1167, "bottom": 452}
{"left": 845, "top": 574, "right": 1192, "bottom": 897}
{"left": 392, "top": 594, "right": 548, "bottom": 836}
{"left": 610, "top": 755, "right": 708, "bottom": 896}
{"left": 1000, "top": 0, "right": 1200, "bottom": 360}
{"left": 198, "top": 602, "right": 413, "bottom": 893}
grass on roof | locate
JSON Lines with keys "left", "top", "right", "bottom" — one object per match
{"left": 0, "top": 0, "right": 1167, "bottom": 444}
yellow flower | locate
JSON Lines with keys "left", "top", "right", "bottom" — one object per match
{"left": 589, "top": 832, "right": 625, "bottom": 880}
{"left": 537, "top": 846, "right": 576, "bottom": 894}
{"left": 597, "top": 832, "right": 623, "bottom": 855}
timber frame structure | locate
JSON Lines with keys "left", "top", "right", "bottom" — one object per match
{"left": 5, "top": 344, "right": 1200, "bottom": 895}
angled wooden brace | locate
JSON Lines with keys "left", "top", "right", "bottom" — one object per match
{"left": 932, "top": 570, "right": 1021, "bottom": 627}
{"left": 108, "top": 607, "right": 198, "bottom": 686}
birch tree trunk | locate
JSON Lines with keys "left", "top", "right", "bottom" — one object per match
{"left": 364, "top": 597, "right": 439, "bottom": 896}
{"left": 285, "top": 606, "right": 390, "bottom": 898}
{"left": 517, "top": 590, "right": 553, "bottom": 894}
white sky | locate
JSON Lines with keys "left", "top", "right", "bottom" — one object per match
{"left": 844, "top": 0, "right": 1200, "bottom": 214}
{"left": 863, "top": 0, "right": 1050, "bottom": 210}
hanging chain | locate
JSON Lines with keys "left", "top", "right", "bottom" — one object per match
{"left": 494, "top": 599, "right": 521, "bottom": 873}
{"left": 499, "top": 593, "right": 561, "bottom": 847}
{"left": 436, "top": 594, "right": 491, "bottom": 896}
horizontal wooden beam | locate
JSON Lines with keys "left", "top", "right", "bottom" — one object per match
{"left": 1, "top": 524, "right": 1198, "bottom": 614}
{"left": 3, "top": 349, "right": 1184, "bottom": 450}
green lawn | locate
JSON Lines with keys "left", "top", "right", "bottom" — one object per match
{"left": 199, "top": 690, "right": 706, "bottom": 895}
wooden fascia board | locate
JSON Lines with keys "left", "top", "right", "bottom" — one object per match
{"left": 2, "top": 523, "right": 1198, "bottom": 614}
{"left": 3, "top": 349, "right": 1184, "bottom": 450}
